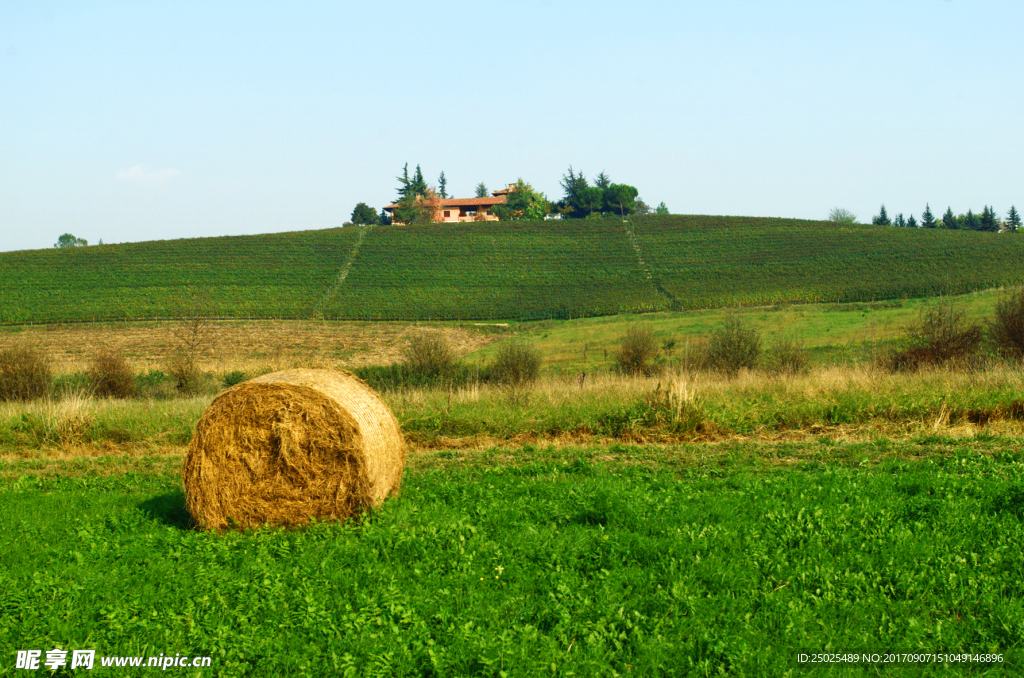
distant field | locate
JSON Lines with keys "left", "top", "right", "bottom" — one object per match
{"left": 4, "top": 216, "right": 1024, "bottom": 324}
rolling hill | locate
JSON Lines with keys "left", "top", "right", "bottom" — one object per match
{"left": 2, "top": 215, "right": 1023, "bottom": 324}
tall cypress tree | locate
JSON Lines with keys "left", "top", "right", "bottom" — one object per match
{"left": 396, "top": 163, "right": 412, "bottom": 202}
{"left": 921, "top": 203, "right": 936, "bottom": 228}
{"left": 438, "top": 171, "right": 448, "bottom": 199}
{"left": 942, "top": 207, "right": 958, "bottom": 229}
{"left": 1007, "top": 206, "right": 1022, "bottom": 232}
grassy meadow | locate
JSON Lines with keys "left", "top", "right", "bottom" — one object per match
{"left": 4, "top": 442, "right": 1024, "bottom": 676}
{"left": 4, "top": 286, "right": 1024, "bottom": 674}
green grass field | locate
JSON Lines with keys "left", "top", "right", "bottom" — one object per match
{"left": 466, "top": 288, "right": 1007, "bottom": 374}
{"left": 4, "top": 216, "right": 1024, "bottom": 325}
{"left": 3, "top": 443, "right": 1023, "bottom": 676}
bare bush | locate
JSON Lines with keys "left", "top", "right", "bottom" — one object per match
{"left": 703, "top": 314, "right": 761, "bottom": 376}
{"left": 616, "top": 326, "right": 660, "bottom": 376}
{"left": 0, "top": 344, "right": 53, "bottom": 401}
{"left": 403, "top": 332, "right": 458, "bottom": 379}
{"left": 88, "top": 347, "right": 135, "bottom": 398}
{"left": 989, "top": 288, "right": 1024, "bottom": 361}
{"left": 884, "top": 302, "right": 982, "bottom": 371}
{"left": 168, "top": 295, "right": 215, "bottom": 395}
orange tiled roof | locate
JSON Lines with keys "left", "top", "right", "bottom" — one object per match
{"left": 384, "top": 196, "right": 507, "bottom": 211}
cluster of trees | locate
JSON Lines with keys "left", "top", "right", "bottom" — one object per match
{"left": 554, "top": 167, "right": 665, "bottom": 220}
{"left": 54, "top": 233, "right": 88, "bottom": 248}
{"left": 350, "top": 164, "right": 672, "bottom": 227}
{"left": 869, "top": 203, "right": 1021, "bottom": 232}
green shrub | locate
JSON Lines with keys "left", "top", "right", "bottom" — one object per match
{"left": 703, "top": 314, "right": 761, "bottom": 376}
{"left": 354, "top": 363, "right": 478, "bottom": 392}
{"left": 989, "top": 288, "right": 1024, "bottom": 361}
{"left": 615, "top": 326, "right": 660, "bottom": 376}
{"left": 89, "top": 348, "right": 135, "bottom": 398}
{"left": 488, "top": 340, "right": 542, "bottom": 403}
{"left": 135, "top": 370, "right": 175, "bottom": 399}
{"left": 222, "top": 370, "right": 248, "bottom": 388}
{"left": 489, "top": 340, "right": 541, "bottom": 387}
{"left": 0, "top": 344, "right": 52, "bottom": 401}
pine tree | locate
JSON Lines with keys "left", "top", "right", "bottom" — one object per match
{"left": 438, "top": 171, "right": 448, "bottom": 199}
{"left": 594, "top": 171, "right": 611, "bottom": 189}
{"left": 558, "top": 166, "right": 593, "bottom": 218}
{"left": 894, "top": 213, "right": 906, "bottom": 228}
{"left": 393, "top": 163, "right": 430, "bottom": 224}
{"left": 907, "top": 214, "right": 918, "bottom": 228}
{"left": 378, "top": 208, "right": 392, "bottom": 226}
{"left": 980, "top": 205, "right": 998, "bottom": 232}
{"left": 1007, "top": 206, "right": 1022, "bottom": 232}
{"left": 963, "top": 209, "right": 979, "bottom": 231}
{"left": 410, "top": 165, "right": 427, "bottom": 198}
{"left": 475, "top": 182, "right": 489, "bottom": 198}
{"left": 942, "top": 207, "right": 958, "bottom": 229}
{"left": 921, "top": 203, "right": 936, "bottom": 228}
{"left": 872, "top": 204, "right": 891, "bottom": 226}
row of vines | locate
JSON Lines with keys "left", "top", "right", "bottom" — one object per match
{"left": 3, "top": 217, "right": 1024, "bottom": 324}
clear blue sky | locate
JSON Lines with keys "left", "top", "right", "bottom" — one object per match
{"left": 2, "top": 0, "right": 1021, "bottom": 252}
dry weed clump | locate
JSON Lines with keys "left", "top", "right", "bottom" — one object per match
{"left": 0, "top": 344, "right": 53, "bottom": 401}
{"left": 88, "top": 347, "right": 135, "bottom": 398}
{"left": 183, "top": 368, "right": 406, "bottom": 530}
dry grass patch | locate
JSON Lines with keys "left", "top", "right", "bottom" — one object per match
{"left": 0, "top": 320, "right": 496, "bottom": 375}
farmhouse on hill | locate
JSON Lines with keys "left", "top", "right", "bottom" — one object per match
{"left": 384, "top": 183, "right": 518, "bottom": 224}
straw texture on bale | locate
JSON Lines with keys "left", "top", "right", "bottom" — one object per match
{"left": 184, "top": 368, "right": 406, "bottom": 530}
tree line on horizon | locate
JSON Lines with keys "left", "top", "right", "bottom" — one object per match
{"left": 829, "top": 204, "right": 1022, "bottom": 232}
{"left": 349, "top": 164, "right": 670, "bottom": 226}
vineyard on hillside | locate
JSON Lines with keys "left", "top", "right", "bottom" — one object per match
{"left": 0, "top": 228, "right": 359, "bottom": 323}
{"left": 319, "top": 219, "right": 659, "bottom": 321}
{"left": 630, "top": 216, "right": 1024, "bottom": 309}
{"left": 2, "top": 216, "right": 1024, "bottom": 324}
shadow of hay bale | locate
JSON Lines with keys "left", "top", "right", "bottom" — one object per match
{"left": 138, "top": 491, "right": 191, "bottom": 530}
{"left": 183, "top": 368, "right": 406, "bottom": 531}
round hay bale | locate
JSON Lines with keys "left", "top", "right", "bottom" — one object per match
{"left": 183, "top": 368, "right": 406, "bottom": 530}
